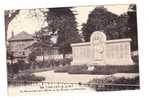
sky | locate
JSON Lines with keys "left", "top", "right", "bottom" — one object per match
{"left": 7, "top": 4, "right": 129, "bottom": 39}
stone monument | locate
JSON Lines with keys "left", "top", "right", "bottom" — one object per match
{"left": 90, "top": 31, "right": 106, "bottom": 65}
{"left": 71, "top": 31, "right": 134, "bottom": 66}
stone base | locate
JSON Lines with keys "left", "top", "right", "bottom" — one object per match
{"left": 88, "top": 60, "right": 106, "bottom": 66}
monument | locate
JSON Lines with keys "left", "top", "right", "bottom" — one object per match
{"left": 90, "top": 31, "right": 106, "bottom": 65}
{"left": 71, "top": 31, "right": 134, "bottom": 66}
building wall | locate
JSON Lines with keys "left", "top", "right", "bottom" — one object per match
{"left": 9, "top": 40, "right": 34, "bottom": 57}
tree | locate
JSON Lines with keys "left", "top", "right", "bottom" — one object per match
{"left": 28, "top": 52, "right": 37, "bottom": 63}
{"left": 46, "top": 8, "right": 81, "bottom": 58}
{"left": 127, "top": 4, "right": 138, "bottom": 51}
{"left": 5, "top": 10, "right": 20, "bottom": 40}
{"left": 106, "top": 13, "right": 129, "bottom": 39}
{"left": 33, "top": 27, "right": 53, "bottom": 64}
{"left": 28, "top": 51, "right": 37, "bottom": 69}
{"left": 7, "top": 50, "right": 14, "bottom": 65}
{"left": 82, "top": 7, "right": 118, "bottom": 41}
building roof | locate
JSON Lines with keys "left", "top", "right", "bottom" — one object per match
{"left": 8, "top": 31, "right": 34, "bottom": 41}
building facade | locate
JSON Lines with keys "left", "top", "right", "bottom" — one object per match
{"left": 8, "top": 32, "right": 34, "bottom": 62}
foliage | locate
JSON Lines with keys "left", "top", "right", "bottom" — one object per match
{"left": 54, "top": 64, "right": 139, "bottom": 74}
{"left": 107, "top": 13, "right": 129, "bottom": 39}
{"left": 33, "top": 27, "right": 54, "bottom": 64}
{"left": 82, "top": 7, "right": 119, "bottom": 41}
{"left": 127, "top": 4, "right": 138, "bottom": 50}
{"left": 82, "top": 5, "right": 138, "bottom": 51}
{"left": 132, "top": 55, "right": 139, "bottom": 65}
{"left": 46, "top": 8, "right": 82, "bottom": 56}
{"left": 14, "top": 72, "right": 45, "bottom": 82}
{"left": 35, "top": 58, "right": 72, "bottom": 68}
{"left": 7, "top": 60, "right": 31, "bottom": 78}
{"left": 33, "top": 7, "right": 82, "bottom": 63}
{"left": 7, "top": 63, "right": 19, "bottom": 74}
{"left": 7, "top": 50, "right": 14, "bottom": 64}
{"left": 28, "top": 52, "right": 37, "bottom": 63}
{"left": 35, "top": 27, "right": 53, "bottom": 44}
{"left": 8, "top": 72, "right": 45, "bottom": 86}
{"left": 88, "top": 76, "right": 139, "bottom": 91}
{"left": 113, "top": 76, "right": 139, "bottom": 85}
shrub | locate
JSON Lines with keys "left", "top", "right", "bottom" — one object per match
{"left": 34, "top": 58, "right": 72, "bottom": 68}
{"left": 113, "top": 76, "right": 139, "bottom": 85}
{"left": 28, "top": 52, "right": 37, "bottom": 63}
{"left": 11, "top": 63, "right": 20, "bottom": 74}
{"left": 91, "top": 65, "right": 139, "bottom": 75}
{"left": 7, "top": 60, "right": 31, "bottom": 74}
{"left": 132, "top": 55, "right": 139, "bottom": 64}
{"left": 66, "top": 65, "right": 139, "bottom": 75}
{"left": 68, "top": 65, "right": 89, "bottom": 74}
{"left": 14, "top": 72, "right": 45, "bottom": 82}
{"left": 54, "top": 64, "right": 139, "bottom": 75}
{"left": 8, "top": 71, "right": 45, "bottom": 86}
{"left": 54, "top": 65, "right": 88, "bottom": 74}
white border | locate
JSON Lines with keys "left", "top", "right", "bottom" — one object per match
{"left": 0, "top": 0, "right": 149, "bottom": 99}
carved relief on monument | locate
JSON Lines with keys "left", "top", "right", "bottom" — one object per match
{"left": 90, "top": 31, "right": 106, "bottom": 61}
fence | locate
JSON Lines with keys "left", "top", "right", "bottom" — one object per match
{"left": 36, "top": 54, "right": 72, "bottom": 61}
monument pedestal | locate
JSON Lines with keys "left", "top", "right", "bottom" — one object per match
{"left": 89, "top": 59, "right": 106, "bottom": 66}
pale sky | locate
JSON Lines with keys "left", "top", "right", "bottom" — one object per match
{"left": 7, "top": 4, "right": 129, "bottom": 39}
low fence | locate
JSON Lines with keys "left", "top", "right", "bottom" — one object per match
{"left": 36, "top": 54, "right": 72, "bottom": 61}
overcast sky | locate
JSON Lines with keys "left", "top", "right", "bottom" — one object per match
{"left": 7, "top": 4, "right": 129, "bottom": 39}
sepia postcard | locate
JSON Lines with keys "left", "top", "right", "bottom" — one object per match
{"left": 5, "top": 4, "right": 139, "bottom": 96}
